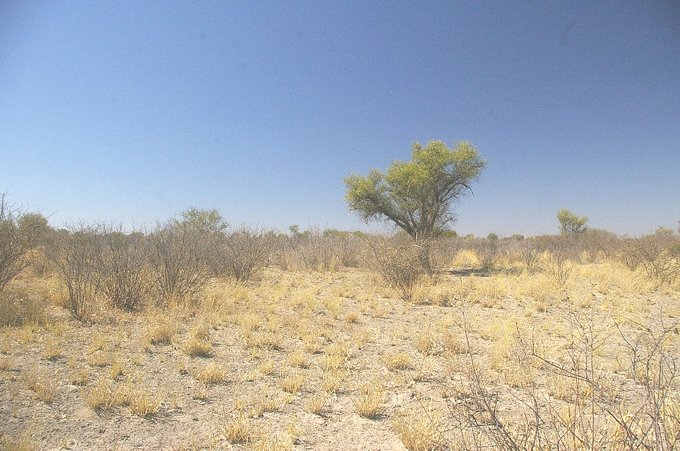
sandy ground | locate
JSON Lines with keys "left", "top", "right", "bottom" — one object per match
{"left": 1, "top": 265, "right": 679, "bottom": 449}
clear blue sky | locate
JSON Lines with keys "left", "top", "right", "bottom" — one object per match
{"left": 1, "top": 1, "right": 679, "bottom": 236}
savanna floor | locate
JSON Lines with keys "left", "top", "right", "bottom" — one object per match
{"left": 1, "top": 262, "right": 679, "bottom": 450}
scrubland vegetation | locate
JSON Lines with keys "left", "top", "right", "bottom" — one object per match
{"left": 1, "top": 194, "right": 679, "bottom": 449}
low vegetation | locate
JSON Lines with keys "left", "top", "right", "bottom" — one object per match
{"left": 0, "top": 197, "right": 678, "bottom": 448}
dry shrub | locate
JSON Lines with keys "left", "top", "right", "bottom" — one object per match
{"left": 208, "top": 226, "right": 276, "bottom": 283}
{"left": 283, "top": 228, "right": 343, "bottom": 271}
{"left": 91, "top": 225, "right": 149, "bottom": 311}
{"left": 0, "top": 288, "right": 46, "bottom": 327}
{"left": 619, "top": 234, "right": 680, "bottom": 286}
{"left": 451, "top": 308, "right": 680, "bottom": 450}
{"left": 394, "top": 401, "right": 446, "bottom": 451}
{"left": 0, "top": 195, "right": 46, "bottom": 292}
{"left": 429, "top": 236, "right": 463, "bottom": 269}
{"left": 506, "top": 239, "right": 541, "bottom": 274}
{"left": 366, "top": 236, "right": 427, "bottom": 301}
{"left": 471, "top": 236, "right": 500, "bottom": 271}
{"left": 48, "top": 225, "right": 99, "bottom": 321}
{"left": 147, "top": 221, "right": 210, "bottom": 305}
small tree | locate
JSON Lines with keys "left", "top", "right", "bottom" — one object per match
{"left": 557, "top": 209, "right": 588, "bottom": 235}
{"left": 179, "top": 207, "right": 228, "bottom": 234}
{"left": 0, "top": 195, "right": 47, "bottom": 291}
{"left": 344, "top": 141, "right": 485, "bottom": 241}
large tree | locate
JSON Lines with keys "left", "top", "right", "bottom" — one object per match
{"left": 344, "top": 141, "right": 485, "bottom": 240}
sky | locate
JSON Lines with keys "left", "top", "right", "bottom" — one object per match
{"left": 1, "top": 1, "right": 679, "bottom": 237}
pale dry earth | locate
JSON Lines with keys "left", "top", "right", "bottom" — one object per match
{"left": 1, "top": 262, "right": 679, "bottom": 450}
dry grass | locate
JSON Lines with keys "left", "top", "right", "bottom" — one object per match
{"left": 143, "top": 316, "right": 177, "bottom": 347}
{"left": 279, "top": 372, "right": 306, "bottom": 394}
{"left": 125, "top": 382, "right": 163, "bottom": 417}
{"left": 0, "top": 431, "right": 38, "bottom": 451}
{"left": 321, "top": 370, "right": 346, "bottom": 394}
{"left": 193, "top": 362, "right": 229, "bottom": 384}
{"left": 83, "top": 378, "right": 121, "bottom": 411}
{"left": 249, "top": 389, "right": 283, "bottom": 417}
{"left": 384, "top": 351, "right": 413, "bottom": 371}
{"left": 41, "top": 337, "right": 63, "bottom": 361}
{"left": 286, "top": 350, "right": 309, "bottom": 369}
{"left": 23, "top": 369, "right": 56, "bottom": 404}
{"left": 86, "top": 351, "right": 112, "bottom": 367}
{"left": 0, "top": 354, "right": 15, "bottom": 371}
{"left": 1, "top": 259, "right": 679, "bottom": 449}
{"left": 353, "top": 381, "right": 385, "bottom": 419}
{"left": 393, "top": 404, "right": 446, "bottom": 451}
{"left": 109, "top": 355, "right": 125, "bottom": 379}
{"left": 221, "top": 414, "right": 254, "bottom": 444}
{"left": 304, "top": 393, "right": 327, "bottom": 415}
{"left": 182, "top": 337, "right": 212, "bottom": 357}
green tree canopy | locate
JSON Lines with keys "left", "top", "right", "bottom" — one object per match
{"left": 556, "top": 209, "right": 588, "bottom": 235}
{"left": 344, "top": 141, "right": 485, "bottom": 240}
{"left": 178, "top": 208, "right": 228, "bottom": 234}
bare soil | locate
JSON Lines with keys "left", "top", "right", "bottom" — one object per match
{"left": 1, "top": 266, "right": 679, "bottom": 449}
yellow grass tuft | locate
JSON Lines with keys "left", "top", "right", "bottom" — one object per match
{"left": 24, "top": 369, "right": 56, "bottom": 404}
{"left": 279, "top": 372, "right": 306, "bottom": 394}
{"left": 83, "top": 378, "right": 120, "bottom": 411}
{"left": 393, "top": 405, "right": 445, "bottom": 451}
{"left": 384, "top": 351, "right": 413, "bottom": 371}
{"left": 182, "top": 337, "right": 212, "bottom": 357}
{"left": 194, "top": 362, "right": 229, "bottom": 384}
{"left": 305, "top": 393, "right": 327, "bottom": 415}
{"left": 222, "top": 415, "right": 254, "bottom": 444}
{"left": 353, "top": 382, "right": 385, "bottom": 419}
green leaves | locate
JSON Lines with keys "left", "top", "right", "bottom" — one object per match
{"left": 556, "top": 209, "right": 588, "bottom": 235}
{"left": 344, "top": 140, "right": 485, "bottom": 240}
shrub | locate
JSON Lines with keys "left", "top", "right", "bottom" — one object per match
{"left": 286, "top": 227, "right": 343, "bottom": 271}
{"left": 366, "top": 236, "right": 427, "bottom": 301}
{"left": 507, "top": 239, "right": 540, "bottom": 273}
{"left": 0, "top": 195, "right": 46, "bottom": 291}
{"left": 91, "top": 225, "right": 149, "bottom": 311}
{"left": 49, "top": 225, "right": 98, "bottom": 321}
{"left": 472, "top": 235, "right": 500, "bottom": 271}
{"left": 208, "top": 226, "right": 276, "bottom": 283}
{"left": 147, "top": 221, "right": 210, "bottom": 305}
{"left": 619, "top": 233, "right": 679, "bottom": 286}
{"left": 0, "top": 288, "right": 47, "bottom": 327}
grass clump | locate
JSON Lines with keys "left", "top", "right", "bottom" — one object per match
{"left": 0, "top": 289, "right": 46, "bottom": 328}
{"left": 393, "top": 405, "right": 446, "bottom": 450}
{"left": 24, "top": 369, "right": 56, "bottom": 404}
{"left": 182, "top": 336, "right": 212, "bottom": 357}
{"left": 353, "top": 381, "right": 385, "bottom": 419}
{"left": 221, "top": 415, "right": 254, "bottom": 444}
{"left": 384, "top": 351, "right": 413, "bottom": 371}
{"left": 279, "top": 373, "right": 306, "bottom": 394}
{"left": 194, "top": 362, "right": 229, "bottom": 384}
{"left": 83, "top": 378, "right": 120, "bottom": 411}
